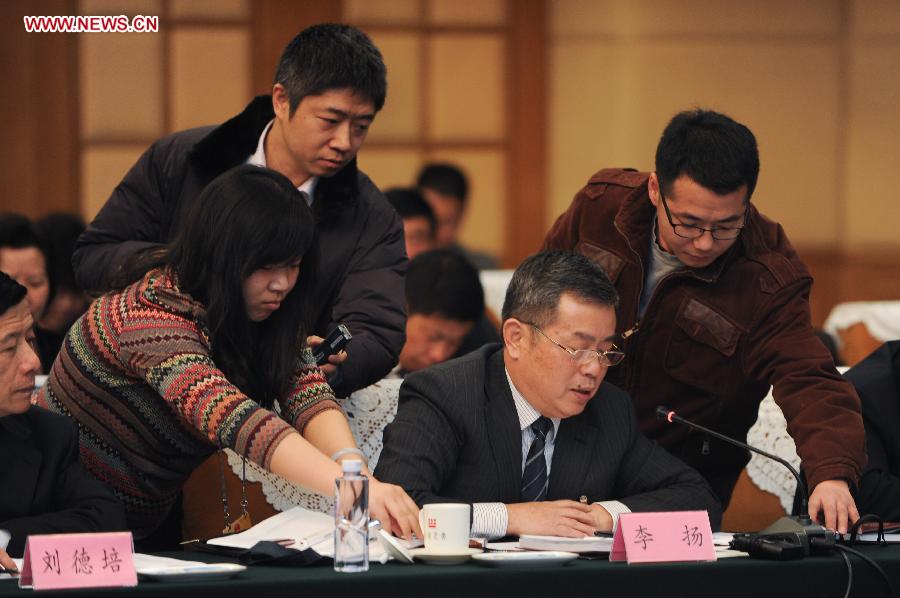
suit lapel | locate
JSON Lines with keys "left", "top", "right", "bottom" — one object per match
{"left": 0, "top": 415, "right": 42, "bottom": 517}
{"left": 547, "top": 413, "right": 595, "bottom": 500}
{"left": 483, "top": 350, "right": 524, "bottom": 503}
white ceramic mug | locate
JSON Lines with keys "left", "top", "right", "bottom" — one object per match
{"left": 419, "top": 503, "right": 470, "bottom": 553}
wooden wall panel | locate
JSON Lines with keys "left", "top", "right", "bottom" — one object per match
{"left": 507, "top": 0, "right": 547, "bottom": 265}
{"left": 80, "top": 32, "right": 163, "bottom": 140}
{"left": 365, "top": 32, "right": 422, "bottom": 143}
{"left": 251, "top": 0, "right": 341, "bottom": 96}
{"left": 0, "top": 0, "right": 79, "bottom": 217}
{"left": 802, "top": 249, "right": 900, "bottom": 328}
{"left": 428, "top": 35, "right": 505, "bottom": 141}
{"left": 169, "top": 27, "right": 250, "bottom": 130}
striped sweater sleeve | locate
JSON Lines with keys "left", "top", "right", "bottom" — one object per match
{"left": 120, "top": 314, "right": 296, "bottom": 470}
{"left": 279, "top": 353, "right": 342, "bottom": 433}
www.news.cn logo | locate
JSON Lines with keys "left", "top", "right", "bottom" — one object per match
{"left": 23, "top": 15, "right": 159, "bottom": 33}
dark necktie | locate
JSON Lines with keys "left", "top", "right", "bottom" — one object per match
{"left": 521, "top": 416, "right": 553, "bottom": 502}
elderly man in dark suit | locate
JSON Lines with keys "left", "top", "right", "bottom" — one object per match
{"left": 376, "top": 251, "right": 720, "bottom": 539}
{"left": 0, "top": 271, "right": 126, "bottom": 562}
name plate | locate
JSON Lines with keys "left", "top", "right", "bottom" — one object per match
{"left": 19, "top": 532, "right": 137, "bottom": 590}
{"left": 610, "top": 511, "right": 716, "bottom": 564}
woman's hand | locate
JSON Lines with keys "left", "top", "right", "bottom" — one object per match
{"left": 369, "top": 479, "right": 422, "bottom": 540}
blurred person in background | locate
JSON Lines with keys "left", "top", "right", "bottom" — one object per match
{"left": 417, "top": 162, "right": 499, "bottom": 270}
{"left": 395, "top": 249, "right": 488, "bottom": 377}
{"left": 0, "top": 214, "right": 56, "bottom": 372}
{"left": 34, "top": 213, "right": 91, "bottom": 339}
{"left": 385, "top": 187, "right": 437, "bottom": 260}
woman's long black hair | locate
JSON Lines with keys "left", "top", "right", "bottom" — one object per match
{"left": 128, "top": 165, "right": 318, "bottom": 407}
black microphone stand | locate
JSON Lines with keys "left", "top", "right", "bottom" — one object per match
{"left": 656, "top": 406, "right": 833, "bottom": 559}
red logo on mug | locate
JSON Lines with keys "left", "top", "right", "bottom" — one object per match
{"left": 428, "top": 518, "right": 437, "bottom": 528}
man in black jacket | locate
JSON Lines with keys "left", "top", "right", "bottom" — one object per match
{"left": 845, "top": 341, "right": 900, "bottom": 520}
{"left": 73, "top": 24, "right": 405, "bottom": 397}
{"left": 0, "top": 272, "right": 126, "bottom": 559}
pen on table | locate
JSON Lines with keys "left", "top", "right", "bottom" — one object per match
{"left": 0, "top": 568, "right": 19, "bottom": 576}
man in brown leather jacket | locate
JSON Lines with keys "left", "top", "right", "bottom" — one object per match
{"left": 543, "top": 109, "right": 865, "bottom": 534}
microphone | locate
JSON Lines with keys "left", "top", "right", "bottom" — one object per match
{"left": 656, "top": 405, "right": 833, "bottom": 558}
{"left": 655, "top": 405, "right": 809, "bottom": 515}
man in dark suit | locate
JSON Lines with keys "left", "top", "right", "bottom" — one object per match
{"left": 376, "top": 251, "right": 721, "bottom": 539}
{"left": 845, "top": 341, "right": 900, "bottom": 520}
{"left": 0, "top": 271, "right": 126, "bottom": 559}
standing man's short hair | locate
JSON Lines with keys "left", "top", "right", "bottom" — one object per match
{"left": 274, "top": 23, "right": 387, "bottom": 114}
{"left": 416, "top": 163, "right": 469, "bottom": 206}
{"left": 655, "top": 109, "right": 760, "bottom": 199}
{"left": 406, "top": 249, "right": 484, "bottom": 323}
{"left": 502, "top": 251, "right": 619, "bottom": 327}
{"left": 0, "top": 271, "right": 27, "bottom": 316}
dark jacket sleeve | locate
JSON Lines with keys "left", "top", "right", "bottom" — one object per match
{"left": 328, "top": 182, "right": 407, "bottom": 397}
{"left": 744, "top": 277, "right": 866, "bottom": 492}
{"left": 611, "top": 396, "right": 723, "bottom": 530}
{"left": 72, "top": 137, "right": 182, "bottom": 294}
{"left": 857, "top": 428, "right": 900, "bottom": 520}
{"left": 374, "top": 372, "right": 464, "bottom": 506}
{"left": 847, "top": 342, "right": 900, "bottom": 519}
{"left": 1, "top": 417, "right": 127, "bottom": 557}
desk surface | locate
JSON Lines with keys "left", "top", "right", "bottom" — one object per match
{"left": 2, "top": 546, "right": 898, "bottom": 598}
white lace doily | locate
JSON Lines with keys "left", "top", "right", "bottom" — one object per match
{"left": 226, "top": 378, "right": 402, "bottom": 514}
{"left": 745, "top": 390, "right": 800, "bottom": 514}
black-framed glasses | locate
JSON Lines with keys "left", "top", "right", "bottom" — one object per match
{"left": 659, "top": 190, "right": 747, "bottom": 240}
{"left": 523, "top": 322, "right": 625, "bottom": 367}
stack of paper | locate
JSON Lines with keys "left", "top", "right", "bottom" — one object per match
{"left": 207, "top": 506, "right": 407, "bottom": 562}
{"left": 208, "top": 507, "right": 335, "bottom": 555}
{"left": 518, "top": 534, "right": 614, "bottom": 553}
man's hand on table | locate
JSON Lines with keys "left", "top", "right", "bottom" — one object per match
{"left": 808, "top": 479, "right": 859, "bottom": 534}
{"left": 0, "top": 548, "right": 16, "bottom": 573}
{"left": 507, "top": 500, "right": 599, "bottom": 537}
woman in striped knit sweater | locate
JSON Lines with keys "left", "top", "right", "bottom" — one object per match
{"left": 37, "top": 165, "right": 421, "bottom": 547}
